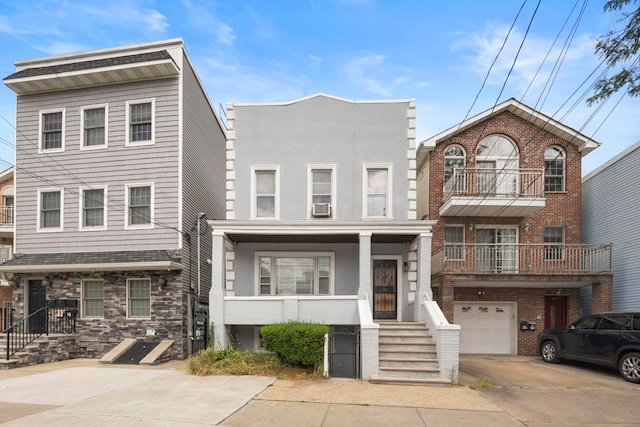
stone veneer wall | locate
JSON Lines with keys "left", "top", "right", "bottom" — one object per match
{"left": 10, "top": 269, "right": 187, "bottom": 360}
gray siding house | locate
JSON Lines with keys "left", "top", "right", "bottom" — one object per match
{"left": 209, "top": 94, "right": 460, "bottom": 383}
{"left": 1, "top": 39, "right": 226, "bottom": 364}
{"left": 582, "top": 140, "right": 640, "bottom": 311}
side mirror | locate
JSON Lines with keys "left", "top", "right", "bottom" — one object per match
{"left": 568, "top": 325, "right": 576, "bottom": 331}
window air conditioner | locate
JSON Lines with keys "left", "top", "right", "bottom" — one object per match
{"left": 312, "top": 203, "right": 331, "bottom": 217}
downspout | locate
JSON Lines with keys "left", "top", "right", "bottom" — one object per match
{"left": 197, "top": 212, "right": 206, "bottom": 297}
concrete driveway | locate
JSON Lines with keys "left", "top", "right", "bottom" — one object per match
{"left": 459, "top": 355, "right": 640, "bottom": 426}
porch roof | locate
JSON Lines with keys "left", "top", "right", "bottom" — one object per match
{"left": 0, "top": 250, "right": 183, "bottom": 274}
{"left": 208, "top": 220, "right": 435, "bottom": 244}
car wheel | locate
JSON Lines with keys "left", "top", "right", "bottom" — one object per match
{"left": 541, "top": 340, "right": 560, "bottom": 363}
{"left": 619, "top": 352, "right": 640, "bottom": 383}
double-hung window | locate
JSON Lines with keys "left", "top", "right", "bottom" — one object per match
{"left": 82, "top": 280, "right": 104, "bottom": 318}
{"left": 252, "top": 167, "right": 279, "bottom": 219}
{"left": 81, "top": 105, "right": 107, "bottom": 148}
{"left": 544, "top": 146, "right": 565, "bottom": 192}
{"left": 544, "top": 226, "right": 564, "bottom": 260}
{"left": 126, "top": 99, "right": 154, "bottom": 145}
{"left": 126, "top": 184, "right": 153, "bottom": 228}
{"left": 444, "top": 225, "right": 464, "bottom": 260}
{"left": 363, "top": 164, "right": 392, "bottom": 218}
{"left": 38, "top": 189, "right": 63, "bottom": 231}
{"left": 127, "top": 278, "right": 151, "bottom": 318}
{"left": 81, "top": 187, "right": 106, "bottom": 230}
{"left": 308, "top": 165, "right": 336, "bottom": 218}
{"left": 39, "top": 109, "right": 65, "bottom": 152}
{"left": 258, "top": 252, "right": 333, "bottom": 296}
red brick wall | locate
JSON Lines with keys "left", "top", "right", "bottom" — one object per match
{"left": 427, "top": 110, "right": 583, "bottom": 248}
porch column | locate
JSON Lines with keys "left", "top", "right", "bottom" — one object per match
{"left": 358, "top": 232, "right": 372, "bottom": 307}
{"left": 209, "top": 230, "right": 228, "bottom": 349}
{"left": 415, "top": 231, "right": 433, "bottom": 322}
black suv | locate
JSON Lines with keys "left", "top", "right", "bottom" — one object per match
{"left": 537, "top": 312, "right": 640, "bottom": 383}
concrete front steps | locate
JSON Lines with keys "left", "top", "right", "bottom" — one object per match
{"left": 370, "top": 322, "right": 451, "bottom": 386}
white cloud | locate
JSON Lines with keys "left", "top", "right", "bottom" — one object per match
{"left": 216, "top": 23, "right": 237, "bottom": 45}
{"left": 83, "top": 3, "right": 169, "bottom": 33}
{"left": 341, "top": 53, "right": 411, "bottom": 96}
{"left": 33, "top": 41, "right": 90, "bottom": 56}
{"left": 450, "top": 25, "right": 594, "bottom": 95}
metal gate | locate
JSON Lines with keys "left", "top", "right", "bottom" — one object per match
{"left": 192, "top": 298, "right": 209, "bottom": 354}
{"left": 329, "top": 326, "right": 360, "bottom": 378}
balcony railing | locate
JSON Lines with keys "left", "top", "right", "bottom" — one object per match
{"left": 0, "top": 205, "right": 14, "bottom": 226}
{"left": 432, "top": 243, "right": 612, "bottom": 275}
{"left": 443, "top": 168, "right": 545, "bottom": 202}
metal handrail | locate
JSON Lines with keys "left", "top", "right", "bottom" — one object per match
{"left": 432, "top": 242, "right": 612, "bottom": 275}
{"left": 4, "top": 305, "right": 78, "bottom": 360}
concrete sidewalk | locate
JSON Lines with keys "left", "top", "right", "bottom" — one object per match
{"left": 221, "top": 378, "right": 523, "bottom": 427}
{"left": 0, "top": 359, "right": 275, "bottom": 426}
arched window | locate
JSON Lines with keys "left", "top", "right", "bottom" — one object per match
{"left": 475, "top": 135, "right": 518, "bottom": 195}
{"left": 544, "top": 146, "right": 565, "bottom": 192}
{"left": 444, "top": 145, "right": 466, "bottom": 177}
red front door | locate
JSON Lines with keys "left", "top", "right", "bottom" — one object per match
{"left": 544, "top": 296, "right": 567, "bottom": 329}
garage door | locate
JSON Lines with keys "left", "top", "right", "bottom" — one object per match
{"left": 454, "top": 303, "right": 514, "bottom": 354}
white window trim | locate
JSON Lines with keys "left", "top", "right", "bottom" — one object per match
{"left": 544, "top": 145, "right": 566, "bottom": 193}
{"left": 125, "top": 98, "right": 155, "bottom": 146}
{"left": 125, "top": 183, "right": 154, "bottom": 230}
{"left": 36, "top": 188, "right": 64, "bottom": 232}
{"left": 81, "top": 279, "right": 104, "bottom": 319}
{"left": 250, "top": 166, "right": 280, "bottom": 220}
{"left": 362, "top": 163, "right": 393, "bottom": 219}
{"left": 38, "top": 108, "right": 65, "bottom": 153}
{"left": 80, "top": 103, "right": 109, "bottom": 150}
{"left": 79, "top": 185, "right": 107, "bottom": 231}
{"left": 444, "top": 224, "right": 465, "bottom": 260}
{"left": 544, "top": 225, "right": 566, "bottom": 261}
{"left": 371, "top": 255, "right": 403, "bottom": 321}
{"left": 254, "top": 251, "right": 335, "bottom": 296}
{"left": 307, "top": 164, "right": 337, "bottom": 219}
{"left": 126, "top": 278, "right": 151, "bottom": 319}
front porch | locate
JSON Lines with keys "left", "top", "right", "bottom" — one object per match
{"left": 208, "top": 220, "right": 461, "bottom": 383}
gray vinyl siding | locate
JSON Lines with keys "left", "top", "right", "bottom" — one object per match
{"left": 180, "top": 56, "right": 226, "bottom": 295}
{"left": 582, "top": 145, "right": 640, "bottom": 311}
{"left": 15, "top": 79, "right": 181, "bottom": 253}
{"left": 233, "top": 96, "right": 410, "bottom": 221}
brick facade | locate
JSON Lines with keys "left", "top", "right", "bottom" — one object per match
{"left": 422, "top": 107, "right": 613, "bottom": 355}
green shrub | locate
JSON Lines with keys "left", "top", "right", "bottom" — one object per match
{"left": 261, "top": 321, "right": 329, "bottom": 367}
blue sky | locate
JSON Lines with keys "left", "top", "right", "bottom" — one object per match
{"left": 0, "top": 0, "right": 637, "bottom": 175}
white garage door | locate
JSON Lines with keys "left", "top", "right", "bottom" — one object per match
{"left": 454, "top": 303, "right": 514, "bottom": 354}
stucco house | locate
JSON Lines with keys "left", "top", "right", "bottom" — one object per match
{"left": 0, "top": 39, "right": 226, "bottom": 367}
{"left": 582, "top": 139, "right": 640, "bottom": 312}
{"left": 209, "top": 94, "right": 460, "bottom": 384}
{"left": 416, "top": 98, "right": 613, "bottom": 356}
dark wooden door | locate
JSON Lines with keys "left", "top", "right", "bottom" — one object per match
{"left": 544, "top": 295, "right": 567, "bottom": 329}
{"left": 373, "top": 260, "right": 397, "bottom": 320}
{"left": 28, "top": 280, "right": 47, "bottom": 333}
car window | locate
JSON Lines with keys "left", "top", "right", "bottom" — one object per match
{"left": 573, "top": 315, "right": 601, "bottom": 330}
{"left": 633, "top": 315, "right": 640, "bottom": 331}
{"left": 598, "top": 314, "right": 631, "bottom": 331}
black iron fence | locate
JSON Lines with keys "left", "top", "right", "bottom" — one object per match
{"left": 4, "top": 300, "right": 78, "bottom": 361}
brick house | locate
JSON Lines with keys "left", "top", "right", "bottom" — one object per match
{"left": 1, "top": 39, "right": 225, "bottom": 366}
{"left": 0, "top": 166, "right": 14, "bottom": 331}
{"left": 416, "top": 98, "right": 613, "bottom": 355}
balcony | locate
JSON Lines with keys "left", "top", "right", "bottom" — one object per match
{"left": 441, "top": 168, "right": 545, "bottom": 217}
{"left": 432, "top": 243, "right": 612, "bottom": 276}
{"left": 0, "top": 205, "right": 13, "bottom": 226}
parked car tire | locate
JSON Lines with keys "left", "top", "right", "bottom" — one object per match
{"left": 619, "top": 352, "right": 640, "bottom": 383}
{"left": 540, "top": 340, "right": 560, "bottom": 363}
